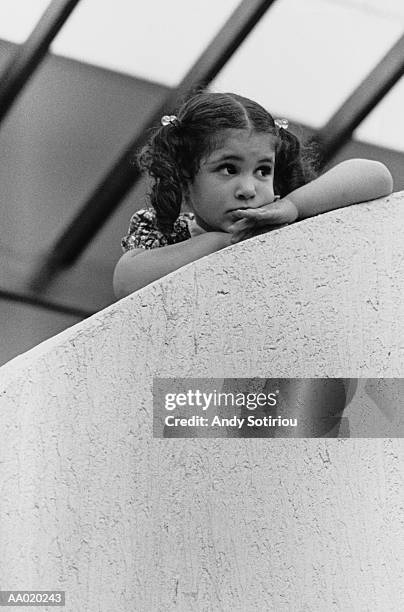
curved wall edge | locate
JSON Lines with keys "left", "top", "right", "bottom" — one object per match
{"left": 0, "top": 193, "right": 403, "bottom": 610}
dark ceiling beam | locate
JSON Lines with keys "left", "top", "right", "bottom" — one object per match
{"left": 30, "top": 0, "right": 277, "bottom": 290}
{"left": 0, "top": 0, "right": 81, "bottom": 125}
{"left": 316, "top": 33, "right": 404, "bottom": 167}
{"left": 0, "top": 288, "right": 93, "bottom": 319}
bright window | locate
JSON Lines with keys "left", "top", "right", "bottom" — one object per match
{"left": 0, "top": 0, "right": 403, "bottom": 151}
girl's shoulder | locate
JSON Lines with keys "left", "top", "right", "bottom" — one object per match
{"left": 121, "top": 208, "right": 194, "bottom": 251}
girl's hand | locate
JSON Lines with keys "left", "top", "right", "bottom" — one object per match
{"left": 228, "top": 198, "right": 299, "bottom": 243}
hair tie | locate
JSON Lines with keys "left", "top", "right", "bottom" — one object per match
{"left": 161, "top": 114, "right": 179, "bottom": 127}
{"left": 274, "top": 118, "right": 289, "bottom": 130}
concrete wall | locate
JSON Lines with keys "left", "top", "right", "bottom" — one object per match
{"left": 0, "top": 194, "right": 403, "bottom": 610}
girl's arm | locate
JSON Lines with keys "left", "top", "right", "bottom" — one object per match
{"left": 113, "top": 231, "right": 232, "bottom": 298}
{"left": 287, "top": 159, "right": 393, "bottom": 219}
{"left": 229, "top": 159, "right": 393, "bottom": 241}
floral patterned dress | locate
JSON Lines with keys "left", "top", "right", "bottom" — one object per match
{"left": 121, "top": 208, "right": 199, "bottom": 252}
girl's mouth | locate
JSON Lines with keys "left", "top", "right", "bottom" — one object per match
{"left": 228, "top": 207, "right": 247, "bottom": 216}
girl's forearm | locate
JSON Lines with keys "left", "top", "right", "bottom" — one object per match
{"left": 113, "top": 231, "right": 232, "bottom": 298}
{"left": 287, "top": 159, "right": 393, "bottom": 220}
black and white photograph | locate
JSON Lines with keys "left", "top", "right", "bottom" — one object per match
{"left": 0, "top": 1, "right": 403, "bottom": 609}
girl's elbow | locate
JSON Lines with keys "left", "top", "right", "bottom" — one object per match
{"left": 373, "top": 161, "right": 394, "bottom": 196}
{"left": 113, "top": 250, "right": 143, "bottom": 299}
{"left": 342, "top": 159, "right": 394, "bottom": 199}
{"left": 113, "top": 260, "right": 130, "bottom": 300}
{"left": 357, "top": 159, "right": 393, "bottom": 197}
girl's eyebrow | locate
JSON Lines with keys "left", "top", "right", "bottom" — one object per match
{"left": 208, "top": 153, "right": 275, "bottom": 165}
{"left": 207, "top": 154, "right": 242, "bottom": 164}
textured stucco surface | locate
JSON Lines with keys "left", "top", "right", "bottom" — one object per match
{"left": 0, "top": 194, "right": 404, "bottom": 611}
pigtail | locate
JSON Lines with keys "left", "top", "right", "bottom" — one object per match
{"left": 274, "top": 128, "right": 318, "bottom": 197}
{"left": 137, "top": 122, "right": 185, "bottom": 234}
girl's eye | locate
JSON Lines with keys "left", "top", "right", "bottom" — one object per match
{"left": 257, "top": 165, "right": 273, "bottom": 177}
{"left": 217, "top": 164, "right": 237, "bottom": 175}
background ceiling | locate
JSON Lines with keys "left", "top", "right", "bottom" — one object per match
{"left": 0, "top": 0, "right": 403, "bottom": 150}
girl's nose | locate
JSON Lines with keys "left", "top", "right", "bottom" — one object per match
{"left": 235, "top": 178, "right": 256, "bottom": 200}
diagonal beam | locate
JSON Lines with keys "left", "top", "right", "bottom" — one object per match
{"left": 0, "top": 0, "right": 81, "bottom": 125}
{"left": 30, "top": 0, "right": 277, "bottom": 290}
{"left": 0, "top": 288, "right": 93, "bottom": 319}
{"left": 316, "top": 33, "right": 404, "bottom": 166}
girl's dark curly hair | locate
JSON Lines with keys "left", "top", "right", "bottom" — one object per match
{"left": 137, "top": 91, "right": 318, "bottom": 233}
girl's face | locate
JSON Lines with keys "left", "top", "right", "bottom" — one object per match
{"left": 186, "top": 129, "right": 277, "bottom": 232}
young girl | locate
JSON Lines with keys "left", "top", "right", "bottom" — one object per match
{"left": 113, "top": 91, "right": 393, "bottom": 299}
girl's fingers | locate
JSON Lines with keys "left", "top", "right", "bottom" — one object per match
{"left": 228, "top": 218, "right": 254, "bottom": 233}
{"left": 229, "top": 202, "right": 295, "bottom": 242}
{"left": 232, "top": 199, "right": 298, "bottom": 226}
{"left": 231, "top": 233, "right": 249, "bottom": 243}
{"left": 231, "top": 223, "right": 289, "bottom": 243}
{"left": 230, "top": 226, "right": 256, "bottom": 243}
{"left": 230, "top": 210, "right": 247, "bottom": 219}
{"left": 234, "top": 209, "right": 284, "bottom": 225}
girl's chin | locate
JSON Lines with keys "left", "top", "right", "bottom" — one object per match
{"left": 194, "top": 216, "right": 225, "bottom": 233}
